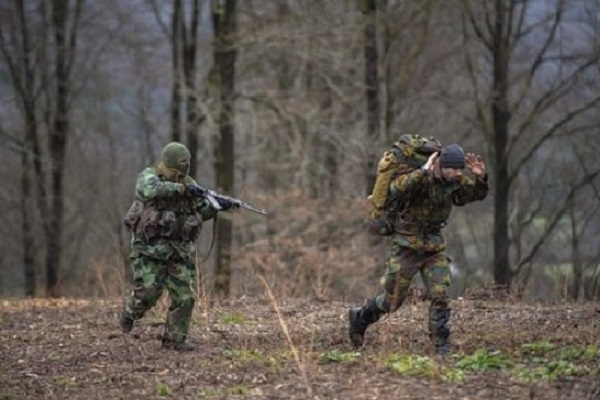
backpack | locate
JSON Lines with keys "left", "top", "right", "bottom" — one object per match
{"left": 366, "top": 134, "right": 442, "bottom": 235}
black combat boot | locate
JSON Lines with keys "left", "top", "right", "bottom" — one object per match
{"left": 429, "top": 301, "right": 451, "bottom": 355}
{"left": 349, "top": 300, "right": 383, "bottom": 348}
{"left": 119, "top": 313, "right": 134, "bottom": 333}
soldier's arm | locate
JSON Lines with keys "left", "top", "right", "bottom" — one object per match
{"left": 451, "top": 175, "right": 489, "bottom": 206}
{"left": 389, "top": 168, "right": 429, "bottom": 200}
{"left": 136, "top": 168, "right": 185, "bottom": 201}
{"left": 196, "top": 198, "right": 217, "bottom": 221}
{"left": 184, "top": 177, "right": 218, "bottom": 221}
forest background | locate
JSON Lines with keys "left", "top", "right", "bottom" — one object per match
{"left": 1, "top": 0, "right": 599, "bottom": 303}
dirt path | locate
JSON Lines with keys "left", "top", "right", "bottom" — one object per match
{"left": 1, "top": 298, "right": 599, "bottom": 399}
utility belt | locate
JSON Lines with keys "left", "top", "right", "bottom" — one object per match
{"left": 394, "top": 218, "right": 446, "bottom": 235}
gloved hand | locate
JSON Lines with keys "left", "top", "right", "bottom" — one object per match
{"left": 215, "top": 197, "right": 239, "bottom": 211}
{"left": 185, "top": 184, "right": 205, "bottom": 198}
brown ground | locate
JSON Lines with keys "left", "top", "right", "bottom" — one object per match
{"left": 1, "top": 297, "right": 599, "bottom": 400}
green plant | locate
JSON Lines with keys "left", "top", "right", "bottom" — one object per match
{"left": 559, "top": 345, "right": 599, "bottom": 361}
{"left": 521, "top": 341, "right": 555, "bottom": 356}
{"left": 441, "top": 368, "right": 466, "bottom": 383}
{"left": 225, "top": 386, "right": 248, "bottom": 395}
{"left": 514, "top": 360, "right": 586, "bottom": 382}
{"left": 545, "top": 360, "right": 585, "bottom": 377}
{"left": 319, "top": 349, "right": 359, "bottom": 364}
{"left": 55, "top": 376, "right": 75, "bottom": 388}
{"left": 387, "top": 354, "right": 437, "bottom": 377}
{"left": 196, "top": 387, "right": 217, "bottom": 398}
{"left": 156, "top": 383, "right": 172, "bottom": 396}
{"left": 456, "top": 349, "right": 512, "bottom": 372}
{"left": 219, "top": 312, "right": 252, "bottom": 324}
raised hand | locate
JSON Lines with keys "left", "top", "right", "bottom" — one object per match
{"left": 422, "top": 151, "right": 440, "bottom": 172}
{"left": 465, "top": 153, "right": 486, "bottom": 178}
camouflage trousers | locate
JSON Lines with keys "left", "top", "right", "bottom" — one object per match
{"left": 122, "top": 254, "right": 197, "bottom": 343}
{"left": 374, "top": 244, "right": 451, "bottom": 313}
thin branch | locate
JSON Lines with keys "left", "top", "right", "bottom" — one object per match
{"left": 511, "top": 0, "right": 563, "bottom": 114}
{"left": 460, "top": 0, "right": 493, "bottom": 51}
{"left": 460, "top": 15, "right": 491, "bottom": 138}
{"left": 509, "top": 55, "right": 600, "bottom": 152}
{"left": 257, "top": 275, "right": 314, "bottom": 399}
{"left": 65, "top": 0, "right": 84, "bottom": 79}
{"left": 514, "top": 167, "right": 600, "bottom": 274}
{"left": 508, "top": 96, "right": 600, "bottom": 185}
{"left": 145, "top": 0, "right": 171, "bottom": 38}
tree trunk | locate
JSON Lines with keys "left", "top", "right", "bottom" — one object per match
{"left": 184, "top": 0, "right": 201, "bottom": 178}
{"left": 568, "top": 206, "right": 581, "bottom": 300}
{"left": 10, "top": 0, "right": 40, "bottom": 296}
{"left": 171, "top": 0, "right": 183, "bottom": 143}
{"left": 362, "top": 0, "right": 380, "bottom": 196}
{"left": 21, "top": 144, "right": 36, "bottom": 296}
{"left": 212, "top": 0, "right": 237, "bottom": 297}
{"left": 491, "top": 0, "right": 511, "bottom": 288}
{"left": 46, "top": 0, "right": 81, "bottom": 297}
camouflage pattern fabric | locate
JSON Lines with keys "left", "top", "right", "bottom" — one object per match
{"left": 373, "top": 169, "right": 489, "bottom": 312}
{"left": 122, "top": 165, "right": 217, "bottom": 343}
{"left": 123, "top": 255, "right": 196, "bottom": 342}
{"left": 375, "top": 245, "right": 451, "bottom": 312}
{"left": 388, "top": 169, "right": 488, "bottom": 253}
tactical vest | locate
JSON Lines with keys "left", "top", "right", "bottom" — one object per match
{"left": 123, "top": 172, "right": 202, "bottom": 242}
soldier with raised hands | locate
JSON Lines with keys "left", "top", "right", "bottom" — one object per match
{"left": 350, "top": 143, "right": 489, "bottom": 354}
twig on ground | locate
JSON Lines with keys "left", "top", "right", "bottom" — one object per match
{"left": 258, "top": 275, "right": 316, "bottom": 399}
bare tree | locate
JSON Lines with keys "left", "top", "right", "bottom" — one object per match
{"left": 0, "top": 1, "right": 39, "bottom": 296}
{"left": 0, "top": 0, "right": 83, "bottom": 297}
{"left": 461, "top": 0, "right": 600, "bottom": 288}
{"left": 211, "top": 0, "right": 237, "bottom": 297}
{"left": 360, "top": 0, "right": 380, "bottom": 195}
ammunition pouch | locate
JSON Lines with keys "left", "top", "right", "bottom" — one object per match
{"left": 123, "top": 200, "right": 143, "bottom": 232}
{"left": 136, "top": 207, "right": 201, "bottom": 242}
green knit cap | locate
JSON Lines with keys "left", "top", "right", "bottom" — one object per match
{"left": 161, "top": 142, "right": 191, "bottom": 174}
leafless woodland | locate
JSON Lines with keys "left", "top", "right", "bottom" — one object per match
{"left": 0, "top": 0, "right": 599, "bottom": 302}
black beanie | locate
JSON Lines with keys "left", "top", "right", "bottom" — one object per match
{"left": 440, "top": 144, "right": 465, "bottom": 169}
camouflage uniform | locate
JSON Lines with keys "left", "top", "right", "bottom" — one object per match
{"left": 350, "top": 150, "right": 489, "bottom": 354}
{"left": 120, "top": 143, "right": 222, "bottom": 351}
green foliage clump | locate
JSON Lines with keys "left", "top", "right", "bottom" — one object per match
{"left": 196, "top": 387, "right": 217, "bottom": 398}
{"left": 226, "top": 386, "right": 248, "bottom": 395}
{"left": 441, "top": 368, "right": 466, "bottom": 383}
{"left": 55, "top": 376, "right": 75, "bottom": 388}
{"left": 156, "top": 383, "right": 172, "bottom": 396}
{"left": 319, "top": 349, "right": 360, "bottom": 364}
{"left": 386, "top": 354, "right": 437, "bottom": 377}
{"left": 521, "top": 341, "right": 555, "bottom": 356}
{"left": 559, "top": 345, "right": 598, "bottom": 361}
{"left": 456, "top": 349, "right": 512, "bottom": 372}
{"left": 514, "top": 360, "right": 586, "bottom": 382}
{"left": 219, "top": 312, "right": 252, "bottom": 324}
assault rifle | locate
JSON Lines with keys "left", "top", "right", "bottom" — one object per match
{"left": 191, "top": 184, "right": 268, "bottom": 216}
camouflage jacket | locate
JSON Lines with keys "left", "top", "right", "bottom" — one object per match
{"left": 125, "top": 166, "right": 217, "bottom": 263}
{"left": 388, "top": 169, "right": 489, "bottom": 253}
